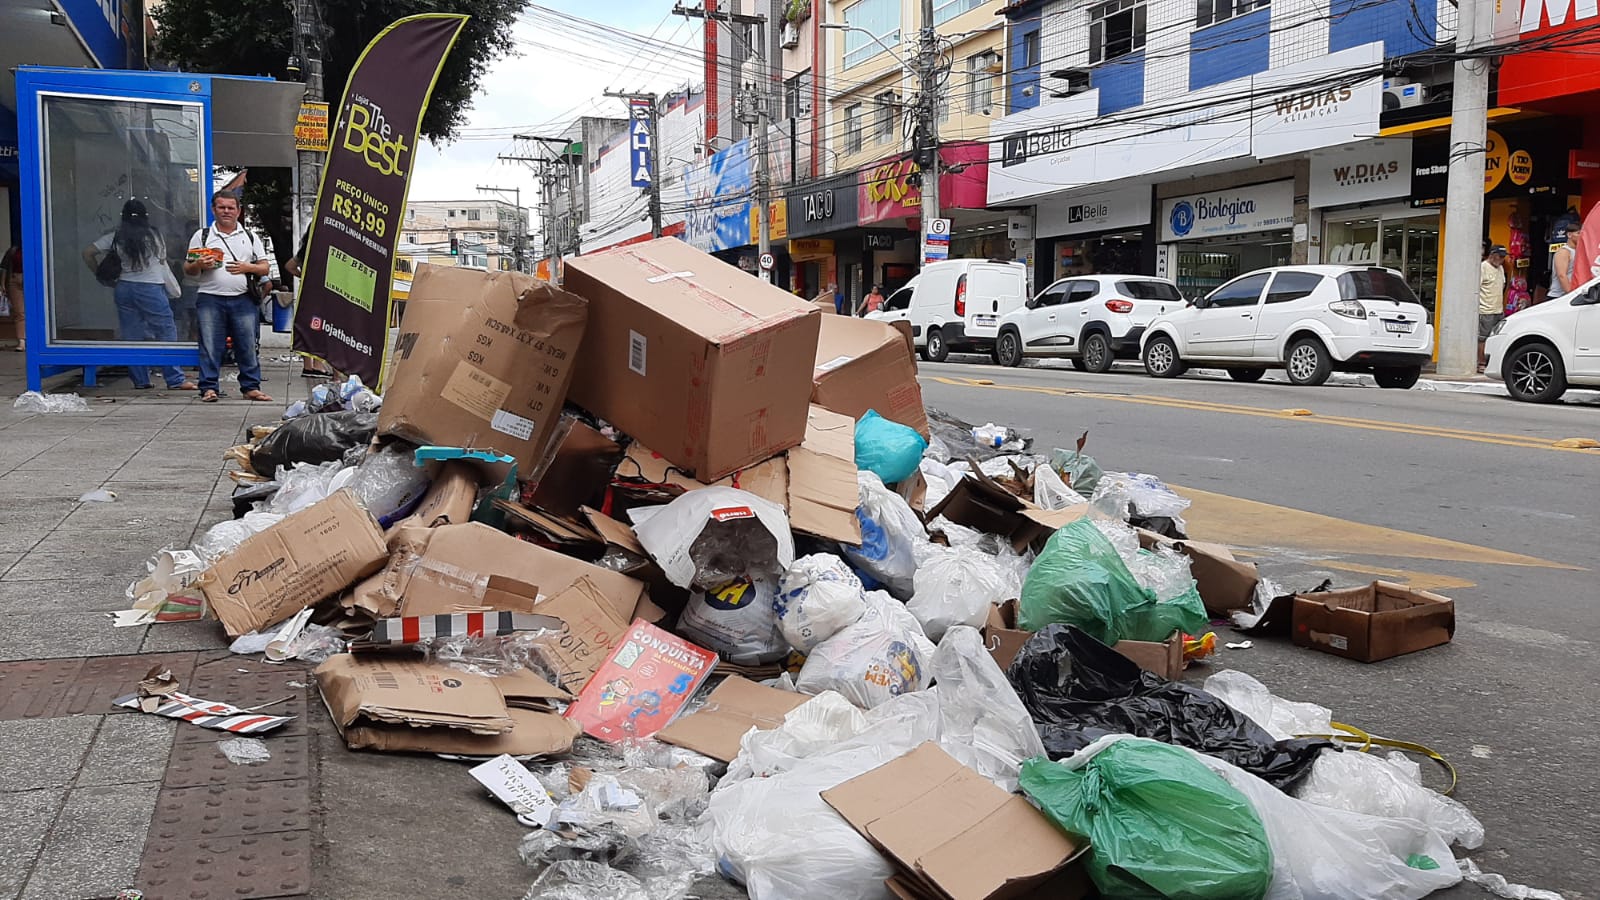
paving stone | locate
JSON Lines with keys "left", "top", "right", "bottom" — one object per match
{"left": 139, "top": 619, "right": 232, "bottom": 655}
{"left": 0, "top": 652, "right": 196, "bottom": 715}
{"left": 164, "top": 735, "right": 309, "bottom": 787}
{"left": 0, "top": 575, "right": 133, "bottom": 615}
{"left": 19, "top": 781, "right": 159, "bottom": 900}
{"left": 80, "top": 715, "right": 176, "bottom": 787}
{"left": 148, "top": 779, "right": 310, "bottom": 842}
{"left": 0, "top": 717, "right": 96, "bottom": 791}
{"left": 3, "top": 547, "right": 150, "bottom": 584}
{"left": 0, "top": 660, "right": 85, "bottom": 719}
{"left": 0, "top": 789, "right": 61, "bottom": 900}
{"left": 136, "top": 830, "right": 311, "bottom": 900}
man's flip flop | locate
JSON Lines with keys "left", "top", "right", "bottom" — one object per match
{"left": 200, "top": 390, "right": 219, "bottom": 403}
{"left": 243, "top": 390, "right": 274, "bottom": 402}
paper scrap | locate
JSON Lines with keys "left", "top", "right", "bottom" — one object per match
{"left": 136, "top": 665, "right": 179, "bottom": 713}
{"left": 114, "top": 690, "right": 295, "bottom": 734}
{"left": 469, "top": 753, "right": 558, "bottom": 828}
{"left": 1225, "top": 640, "right": 1253, "bottom": 650}
{"left": 264, "top": 607, "right": 316, "bottom": 662}
{"left": 78, "top": 489, "right": 117, "bottom": 502}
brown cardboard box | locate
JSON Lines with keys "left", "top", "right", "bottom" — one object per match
{"left": 822, "top": 743, "right": 1090, "bottom": 900}
{"left": 928, "top": 472, "right": 1088, "bottom": 553}
{"left": 199, "top": 490, "right": 389, "bottom": 637}
{"left": 563, "top": 238, "right": 821, "bottom": 481}
{"left": 386, "top": 461, "right": 481, "bottom": 534}
{"left": 1135, "top": 529, "right": 1260, "bottom": 617}
{"left": 379, "top": 265, "right": 588, "bottom": 477}
{"left": 655, "top": 675, "right": 810, "bottom": 762}
{"left": 812, "top": 315, "right": 929, "bottom": 436}
{"left": 1292, "top": 581, "right": 1455, "bottom": 662}
{"left": 530, "top": 420, "right": 622, "bottom": 517}
{"left": 1111, "top": 631, "right": 1184, "bottom": 681}
{"left": 983, "top": 602, "right": 1183, "bottom": 680}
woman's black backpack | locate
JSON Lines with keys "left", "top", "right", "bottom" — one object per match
{"left": 94, "top": 247, "right": 122, "bottom": 287}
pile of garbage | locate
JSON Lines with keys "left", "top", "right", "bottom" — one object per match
{"left": 113, "top": 240, "right": 1552, "bottom": 900}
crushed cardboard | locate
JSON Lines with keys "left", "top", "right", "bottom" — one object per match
{"left": 655, "top": 675, "right": 809, "bottom": 762}
{"left": 983, "top": 602, "right": 1184, "bottom": 680}
{"left": 1135, "top": 528, "right": 1261, "bottom": 616}
{"left": 928, "top": 470, "right": 1088, "bottom": 553}
{"left": 812, "top": 314, "right": 929, "bottom": 437}
{"left": 386, "top": 461, "right": 480, "bottom": 534}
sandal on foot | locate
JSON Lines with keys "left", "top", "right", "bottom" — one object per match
{"left": 243, "top": 390, "right": 274, "bottom": 402}
{"left": 200, "top": 390, "right": 220, "bottom": 403}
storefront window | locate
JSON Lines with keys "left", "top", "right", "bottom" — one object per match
{"left": 1053, "top": 232, "right": 1144, "bottom": 279}
{"left": 1321, "top": 211, "right": 1437, "bottom": 312}
{"left": 1170, "top": 230, "right": 1291, "bottom": 298}
{"left": 41, "top": 94, "right": 204, "bottom": 344}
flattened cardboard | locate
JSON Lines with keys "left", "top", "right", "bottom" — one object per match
{"left": 564, "top": 238, "right": 821, "bottom": 480}
{"left": 379, "top": 265, "right": 588, "bottom": 477}
{"left": 532, "top": 577, "right": 639, "bottom": 694}
{"left": 812, "top": 314, "right": 929, "bottom": 437}
{"left": 822, "top": 743, "right": 1088, "bottom": 900}
{"left": 1292, "top": 581, "right": 1455, "bottom": 662}
{"left": 580, "top": 507, "right": 646, "bottom": 556}
{"left": 315, "top": 654, "right": 514, "bottom": 735}
{"left": 200, "top": 490, "right": 389, "bottom": 637}
{"left": 654, "top": 675, "right": 809, "bottom": 762}
{"left": 928, "top": 472, "right": 1088, "bottom": 553}
{"left": 621, "top": 442, "right": 787, "bottom": 507}
{"left": 387, "top": 461, "right": 480, "bottom": 534}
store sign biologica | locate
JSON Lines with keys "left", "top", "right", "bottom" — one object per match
{"left": 1160, "top": 180, "right": 1295, "bottom": 242}
{"left": 1309, "top": 140, "right": 1414, "bottom": 208}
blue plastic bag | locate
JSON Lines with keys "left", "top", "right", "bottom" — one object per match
{"left": 854, "top": 410, "right": 927, "bottom": 484}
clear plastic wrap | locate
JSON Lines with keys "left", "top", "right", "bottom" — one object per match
{"left": 1127, "top": 543, "right": 1201, "bottom": 604}
{"left": 1203, "top": 670, "right": 1334, "bottom": 740}
{"left": 346, "top": 443, "right": 430, "bottom": 525}
{"left": 13, "top": 391, "right": 89, "bottom": 413}
{"left": 774, "top": 554, "right": 867, "bottom": 654}
{"left": 1295, "top": 749, "right": 1485, "bottom": 850}
{"left": 520, "top": 859, "right": 649, "bottom": 900}
{"left": 930, "top": 626, "right": 1046, "bottom": 793}
{"left": 280, "top": 623, "right": 346, "bottom": 664}
{"left": 908, "top": 546, "right": 1013, "bottom": 641}
{"left": 677, "top": 577, "right": 789, "bottom": 665}
{"left": 194, "top": 510, "right": 285, "bottom": 563}
{"left": 840, "top": 471, "right": 928, "bottom": 599}
{"left": 1461, "top": 859, "right": 1566, "bottom": 900}
{"left": 794, "top": 592, "right": 935, "bottom": 709}
{"left": 419, "top": 632, "right": 562, "bottom": 681}
{"left": 216, "top": 737, "right": 271, "bottom": 765}
{"left": 1091, "top": 471, "right": 1192, "bottom": 528}
{"left": 265, "top": 461, "right": 349, "bottom": 515}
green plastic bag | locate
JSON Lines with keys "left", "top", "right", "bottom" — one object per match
{"left": 1019, "top": 739, "right": 1273, "bottom": 900}
{"left": 1017, "top": 517, "right": 1206, "bottom": 644}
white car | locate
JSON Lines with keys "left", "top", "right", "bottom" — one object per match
{"left": 993, "top": 274, "right": 1183, "bottom": 371}
{"left": 866, "top": 259, "right": 1029, "bottom": 361}
{"left": 1484, "top": 278, "right": 1600, "bottom": 402}
{"left": 1140, "top": 265, "right": 1434, "bottom": 388}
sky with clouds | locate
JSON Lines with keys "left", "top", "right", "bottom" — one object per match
{"left": 408, "top": 1, "right": 702, "bottom": 205}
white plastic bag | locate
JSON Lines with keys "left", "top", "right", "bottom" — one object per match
{"left": 1203, "top": 670, "right": 1335, "bottom": 740}
{"left": 266, "top": 461, "right": 351, "bottom": 516}
{"left": 193, "top": 510, "right": 285, "bottom": 563}
{"left": 775, "top": 555, "right": 867, "bottom": 654}
{"left": 677, "top": 577, "right": 789, "bottom": 665}
{"left": 634, "top": 487, "right": 795, "bottom": 590}
{"left": 841, "top": 471, "right": 928, "bottom": 599}
{"left": 795, "top": 591, "right": 934, "bottom": 708}
{"left": 1091, "top": 471, "right": 1191, "bottom": 527}
{"left": 345, "top": 444, "right": 430, "bottom": 524}
{"left": 930, "top": 625, "right": 1046, "bottom": 792}
{"left": 918, "top": 458, "right": 962, "bottom": 509}
{"left": 1295, "top": 750, "right": 1484, "bottom": 849}
{"left": 1033, "top": 462, "right": 1085, "bottom": 511}
{"left": 13, "top": 391, "right": 89, "bottom": 413}
{"left": 908, "top": 546, "right": 1012, "bottom": 641}
{"left": 1191, "top": 745, "right": 1463, "bottom": 900}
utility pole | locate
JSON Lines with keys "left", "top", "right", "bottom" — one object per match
{"left": 916, "top": 0, "right": 941, "bottom": 256}
{"left": 603, "top": 90, "right": 663, "bottom": 238}
{"left": 502, "top": 135, "right": 581, "bottom": 274}
{"left": 289, "top": 0, "right": 327, "bottom": 243}
{"left": 1437, "top": 0, "right": 1493, "bottom": 376}
{"left": 475, "top": 185, "right": 523, "bottom": 272}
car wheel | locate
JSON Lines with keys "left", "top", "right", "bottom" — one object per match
{"left": 1503, "top": 342, "right": 1567, "bottom": 403}
{"left": 925, "top": 328, "right": 949, "bottom": 363}
{"left": 1227, "top": 368, "right": 1266, "bottom": 383}
{"left": 995, "top": 331, "right": 1023, "bottom": 367}
{"left": 1082, "top": 332, "right": 1114, "bottom": 374}
{"left": 1373, "top": 366, "right": 1421, "bottom": 390}
{"left": 1142, "top": 334, "right": 1186, "bottom": 378}
{"left": 1285, "top": 337, "right": 1332, "bottom": 386}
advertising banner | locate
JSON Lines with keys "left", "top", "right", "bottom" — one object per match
{"left": 683, "top": 139, "right": 752, "bottom": 252}
{"left": 628, "top": 99, "right": 654, "bottom": 188}
{"left": 293, "top": 14, "right": 468, "bottom": 386}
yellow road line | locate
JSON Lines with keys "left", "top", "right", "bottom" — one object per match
{"left": 924, "top": 375, "right": 1594, "bottom": 454}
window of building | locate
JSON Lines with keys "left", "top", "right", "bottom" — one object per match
{"left": 1089, "top": 0, "right": 1147, "bottom": 65}
{"left": 874, "top": 90, "right": 897, "bottom": 143}
{"left": 1022, "top": 29, "right": 1040, "bottom": 68}
{"left": 1197, "top": 0, "right": 1270, "bottom": 28}
{"left": 786, "top": 70, "right": 812, "bottom": 119}
{"left": 447, "top": 209, "right": 456, "bottom": 218}
{"left": 968, "top": 51, "right": 1001, "bottom": 114}
{"left": 843, "top": 0, "right": 901, "bottom": 68}
{"left": 406, "top": 209, "right": 415, "bottom": 221}
{"left": 468, "top": 209, "right": 481, "bottom": 221}
{"left": 933, "top": 0, "right": 985, "bottom": 24}
{"left": 845, "top": 103, "right": 864, "bottom": 153}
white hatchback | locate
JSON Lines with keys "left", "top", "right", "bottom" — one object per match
{"left": 993, "top": 275, "right": 1183, "bottom": 371}
{"left": 1484, "top": 277, "right": 1600, "bottom": 402}
{"left": 1141, "top": 265, "right": 1434, "bottom": 388}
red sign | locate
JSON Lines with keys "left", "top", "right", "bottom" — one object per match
{"left": 1571, "top": 149, "right": 1600, "bottom": 179}
{"left": 1500, "top": 0, "right": 1600, "bottom": 105}
{"left": 855, "top": 142, "right": 993, "bottom": 225}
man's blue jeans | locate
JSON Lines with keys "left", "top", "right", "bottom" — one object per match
{"left": 113, "top": 281, "right": 187, "bottom": 388}
{"left": 196, "top": 292, "right": 262, "bottom": 394}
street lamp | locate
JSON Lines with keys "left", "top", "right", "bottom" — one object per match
{"left": 818, "top": 21, "right": 912, "bottom": 67}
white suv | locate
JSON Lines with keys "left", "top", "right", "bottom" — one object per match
{"left": 993, "top": 275, "right": 1183, "bottom": 371}
{"left": 1141, "top": 265, "right": 1434, "bottom": 388}
{"left": 1484, "top": 277, "right": 1600, "bottom": 402}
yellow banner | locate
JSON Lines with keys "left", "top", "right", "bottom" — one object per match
{"left": 294, "top": 101, "right": 331, "bottom": 152}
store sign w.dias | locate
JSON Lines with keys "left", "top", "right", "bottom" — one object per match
{"left": 1310, "top": 140, "right": 1414, "bottom": 208}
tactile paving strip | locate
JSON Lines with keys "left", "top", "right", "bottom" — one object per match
{"left": 0, "top": 652, "right": 198, "bottom": 720}
{"left": 136, "top": 830, "right": 312, "bottom": 900}
{"left": 149, "top": 779, "right": 311, "bottom": 842}
{"left": 164, "top": 735, "right": 310, "bottom": 788}
{"left": 180, "top": 657, "right": 311, "bottom": 741}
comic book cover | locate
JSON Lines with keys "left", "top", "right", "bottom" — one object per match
{"left": 564, "top": 619, "right": 717, "bottom": 742}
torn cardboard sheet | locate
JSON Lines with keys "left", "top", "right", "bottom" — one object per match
{"left": 655, "top": 675, "right": 808, "bottom": 763}
{"left": 928, "top": 470, "right": 1088, "bottom": 553}
{"left": 386, "top": 461, "right": 481, "bottom": 534}
{"left": 114, "top": 691, "right": 296, "bottom": 734}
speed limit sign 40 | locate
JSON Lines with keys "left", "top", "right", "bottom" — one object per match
{"left": 759, "top": 252, "right": 775, "bottom": 270}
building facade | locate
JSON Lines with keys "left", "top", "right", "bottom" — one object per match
{"left": 401, "top": 199, "right": 528, "bottom": 272}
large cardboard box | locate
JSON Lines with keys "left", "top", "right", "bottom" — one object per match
{"left": 822, "top": 743, "right": 1090, "bottom": 900}
{"left": 200, "top": 490, "right": 389, "bottom": 637}
{"left": 563, "top": 239, "right": 821, "bottom": 481}
{"left": 812, "top": 315, "right": 928, "bottom": 436}
{"left": 379, "top": 265, "right": 588, "bottom": 477}
{"left": 655, "top": 675, "right": 810, "bottom": 762}
{"left": 1292, "top": 581, "right": 1455, "bottom": 662}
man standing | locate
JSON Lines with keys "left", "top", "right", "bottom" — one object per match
{"left": 1478, "top": 244, "right": 1508, "bottom": 371}
{"left": 185, "top": 190, "right": 272, "bottom": 402}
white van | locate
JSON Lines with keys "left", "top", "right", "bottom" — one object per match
{"left": 867, "top": 259, "right": 1029, "bottom": 361}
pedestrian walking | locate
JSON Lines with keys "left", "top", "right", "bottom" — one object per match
{"left": 185, "top": 190, "right": 272, "bottom": 403}
{"left": 1, "top": 242, "right": 21, "bottom": 350}
{"left": 863, "top": 284, "right": 886, "bottom": 315}
{"left": 1551, "top": 224, "right": 1578, "bottom": 299}
{"left": 82, "top": 200, "right": 196, "bottom": 391}
{"left": 1478, "top": 244, "right": 1508, "bottom": 371}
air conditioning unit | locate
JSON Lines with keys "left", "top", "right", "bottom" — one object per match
{"left": 1382, "top": 80, "right": 1427, "bottom": 110}
{"left": 1049, "top": 67, "right": 1092, "bottom": 97}
{"left": 781, "top": 21, "right": 800, "bottom": 49}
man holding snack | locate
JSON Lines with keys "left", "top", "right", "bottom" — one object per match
{"left": 184, "top": 190, "right": 272, "bottom": 403}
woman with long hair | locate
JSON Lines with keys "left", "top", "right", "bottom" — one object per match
{"left": 82, "top": 199, "right": 195, "bottom": 390}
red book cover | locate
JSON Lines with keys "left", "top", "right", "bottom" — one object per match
{"left": 564, "top": 619, "right": 718, "bottom": 742}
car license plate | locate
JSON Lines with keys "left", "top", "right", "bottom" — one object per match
{"left": 1384, "top": 320, "right": 1413, "bottom": 333}
{"left": 974, "top": 315, "right": 997, "bottom": 326}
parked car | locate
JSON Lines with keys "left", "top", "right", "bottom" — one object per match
{"left": 993, "top": 275, "right": 1183, "bottom": 371}
{"left": 865, "top": 259, "right": 1029, "bottom": 361}
{"left": 1484, "top": 278, "right": 1600, "bottom": 402}
{"left": 1140, "top": 265, "right": 1433, "bottom": 387}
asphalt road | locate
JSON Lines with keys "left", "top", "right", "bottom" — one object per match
{"left": 919, "top": 356, "right": 1599, "bottom": 898}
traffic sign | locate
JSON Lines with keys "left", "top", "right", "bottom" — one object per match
{"left": 759, "top": 251, "right": 775, "bottom": 270}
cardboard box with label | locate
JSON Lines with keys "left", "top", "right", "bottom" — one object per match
{"left": 199, "top": 490, "right": 389, "bottom": 637}
{"left": 563, "top": 238, "right": 821, "bottom": 481}
{"left": 822, "top": 742, "right": 1091, "bottom": 900}
{"left": 1292, "top": 581, "right": 1455, "bottom": 662}
{"left": 655, "top": 675, "right": 810, "bottom": 762}
{"left": 812, "top": 316, "right": 929, "bottom": 437}
{"left": 982, "top": 601, "right": 1184, "bottom": 680}
{"left": 379, "top": 265, "right": 588, "bottom": 477}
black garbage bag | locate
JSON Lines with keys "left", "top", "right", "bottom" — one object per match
{"left": 250, "top": 411, "right": 377, "bottom": 476}
{"left": 1007, "top": 624, "right": 1330, "bottom": 790}
{"left": 926, "top": 407, "right": 1031, "bottom": 462}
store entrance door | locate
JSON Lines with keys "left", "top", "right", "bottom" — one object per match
{"left": 1381, "top": 215, "right": 1439, "bottom": 314}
